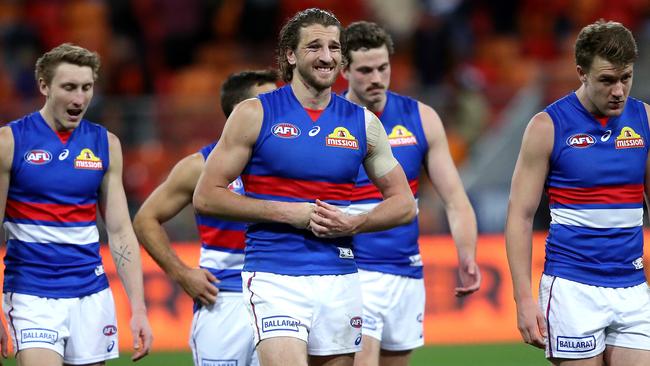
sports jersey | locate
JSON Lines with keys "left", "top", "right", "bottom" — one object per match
{"left": 194, "top": 142, "right": 247, "bottom": 292}
{"left": 3, "top": 112, "right": 109, "bottom": 297}
{"left": 242, "top": 85, "right": 367, "bottom": 275}
{"left": 544, "top": 93, "right": 649, "bottom": 287}
{"left": 350, "top": 92, "right": 428, "bottom": 278}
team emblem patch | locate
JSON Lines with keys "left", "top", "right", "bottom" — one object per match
{"left": 388, "top": 125, "right": 418, "bottom": 146}
{"left": 326, "top": 127, "right": 359, "bottom": 149}
{"left": 24, "top": 149, "right": 52, "bottom": 165}
{"left": 566, "top": 134, "right": 596, "bottom": 148}
{"left": 615, "top": 126, "right": 645, "bottom": 149}
{"left": 74, "top": 148, "right": 103, "bottom": 170}
{"left": 103, "top": 325, "right": 117, "bottom": 336}
{"left": 272, "top": 122, "right": 300, "bottom": 139}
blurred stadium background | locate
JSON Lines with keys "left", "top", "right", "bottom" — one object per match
{"left": 1, "top": 0, "right": 650, "bottom": 364}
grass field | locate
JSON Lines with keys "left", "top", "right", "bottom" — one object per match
{"left": 0, "top": 343, "right": 548, "bottom": 365}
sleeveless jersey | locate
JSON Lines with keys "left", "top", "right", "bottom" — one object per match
{"left": 3, "top": 112, "right": 110, "bottom": 297}
{"left": 242, "top": 85, "right": 367, "bottom": 275}
{"left": 194, "top": 142, "right": 247, "bottom": 292}
{"left": 544, "top": 93, "right": 649, "bottom": 287}
{"left": 350, "top": 92, "right": 428, "bottom": 278}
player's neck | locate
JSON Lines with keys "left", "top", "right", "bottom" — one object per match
{"left": 290, "top": 77, "right": 331, "bottom": 110}
{"left": 39, "top": 107, "right": 76, "bottom": 133}
{"left": 345, "top": 89, "right": 386, "bottom": 114}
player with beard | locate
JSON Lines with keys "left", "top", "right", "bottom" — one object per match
{"left": 341, "top": 21, "right": 481, "bottom": 366}
{"left": 134, "top": 70, "right": 277, "bottom": 366}
{"left": 193, "top": 8, "right": 416, "bottom": 366}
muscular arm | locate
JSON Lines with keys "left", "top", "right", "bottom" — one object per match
{"left": 420, "top": 103, "right": 480, "bottom": 297}
{"left": 505, "top": 112, "right": 554, "bottom": 348}
{"left": 193, "top": 99, "right": 313, "bottom": 228}
{"left": 99, "top": 132, "right": 152, "bottom": 360}
{"left": 133, "top": 153, "right": 218, "bottom": 306}
{"left": 0, "top": 126, "right": 13, "bottom": 359}
{"left": 310, "top": 111, "right": 417, "bottom": 237}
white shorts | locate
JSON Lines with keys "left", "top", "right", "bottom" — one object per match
{"left": 539, "top": 274, "right": 650, "bottom": 359}
{"left": 359, "top": 269, "right": 424, "bottom": 351}
{"left": 242, "top": 271, "right": 362, "bottom": 356}
{"left": 190, "top": 291, "right": 258, "bottom": 366}
{"left": 3, "top": 288, "right": 119, "bottom": 365}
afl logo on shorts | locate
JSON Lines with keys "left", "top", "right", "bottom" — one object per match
{"left": 103, "top": 325, "right": 117, "bottom": 336}
{"left": 272, "top": 123, "right": 301, "bottom": 138}
{"left": 24, "top": 149, "right": 52, "bottom": 165}
{"left": 350, "top": 316, "right": 363, "bottom": 328}
{"left": 566, "top": 133, "right": 596, "bottom": 148}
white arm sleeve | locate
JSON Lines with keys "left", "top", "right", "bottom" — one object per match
{"left": 363, "top": 109, "right": 398, "bottom": 179}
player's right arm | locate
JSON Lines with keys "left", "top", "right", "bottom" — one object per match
{"left": 193, "top": 99, "right": 313, "bottom": 228}
{"left": 133, "top": 153, "right": 219, "bottom": 306}
{"left": 505, "top": 112, "right": 553, "bottom": 349}
{"left": 0, "top": 126, "right": 13, "bottom": 361}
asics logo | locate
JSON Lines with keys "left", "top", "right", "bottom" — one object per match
{"left": 309, "top": 126, "right": 321, "bottom": 137}
{"left": 59, "top": 149, "right": 69, "bottom": 160}
{"left": 601, "top": 130, "right": 612, "bottom": 142}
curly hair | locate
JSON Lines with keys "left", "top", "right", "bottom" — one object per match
{"left": 277, "top": 8, "right": 342, "bottom": 82}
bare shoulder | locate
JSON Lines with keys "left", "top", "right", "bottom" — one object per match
{"left": 526, "top": 111, "right": 554, "bottom": 135}
{"left": 106, "top": 131, "right": 122, "bottom": 150}
{"left": 521, "top": 112, "right": 554, "bottom": 156}
{"left": 416, "top": 101, "right": 446, "bottom": 146}
{"left": 223, "top": 98, "right": 264, "bottom": 144}
{"left": 169, "top": 152, "right": 205, "bottom": 185}
{"left": 0, "top": 126, "right": 14, "bottom": 169}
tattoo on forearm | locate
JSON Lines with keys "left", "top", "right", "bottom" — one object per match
{"left": 113, "top": 236, "right": 132, "bottom": 268}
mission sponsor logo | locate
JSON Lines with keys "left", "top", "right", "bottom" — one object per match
{"left": 388, "top": 125, "right": 418, "bottom": 146}
{"left": 272, "top": 122, "right": 300, "bottom": 139}
{"left": 24, "top": 149, "right": 52, "bottom": 165}
{"left": 74, "top": 148, "right": 103, "bottom": 170}
{"left": 615, "top": 126, "right": 645, "bottom": 149}
{"left": 261, "top": 316, "right": 301, "bottom": 332}
{"left": 556, "top": 336, "right": 596, "bottom": 353}
{"left": 326, "top": 127, "right": 359, "bottom": 150}
{"left": 566, "top": 133, "right": 596, "bottom": 148}
{"left": 21, "top": 328, "right": 58, "bottom": 344}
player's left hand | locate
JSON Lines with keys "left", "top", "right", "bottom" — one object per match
{"left": 309, "top": 199, "right": 363, "bottom": 238}
{"left": 455, "top": 257, "right": 481, "bottom": 297}
{"left": 130, "top": 310, "right": 153, "bottom": 361}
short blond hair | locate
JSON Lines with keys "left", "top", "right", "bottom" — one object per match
{"left": 35, "top": 43, "right": 101, "bottom": 85}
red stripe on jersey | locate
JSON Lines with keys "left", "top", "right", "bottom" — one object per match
{"left": 5, "top": 199, "right": 96, "bottom": 222}
{"left": 242, "top": 175, "right": 354, "bottom": 201}
{"left": 198, "top": 225, "right": 245, "bottom": 250}
{"left": 351, "top": 179, "right": 419, "bottom": 201}
{"left": 547, "top": 184, "right": 643, "bottom": 204}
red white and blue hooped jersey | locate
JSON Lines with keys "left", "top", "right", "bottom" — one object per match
{"left": 349, "top": 92, "right": 428, "bottom": 278}
{"left": 242, "top": 85, "right": 367, "bottom": 275}
{"left": 3, "top": 112, "right": 110, "bottom": 298}
{"left": 195, "top": 142, "right": 247, "bottom": 292}
{"left": 544, "top": 93, "right": 649, "bottom": 287}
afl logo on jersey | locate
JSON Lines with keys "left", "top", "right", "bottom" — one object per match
{"left": 103, "top": 325, "right": 117, "bottom": 336}
{"left": 272, "top": 123, "right": 301, "bottom": 138}
{"left": 566, "top": 134, "right": 596, "bottom": 148}
{"left": 24, "top": 149, "right": 52, "bottom": 165}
